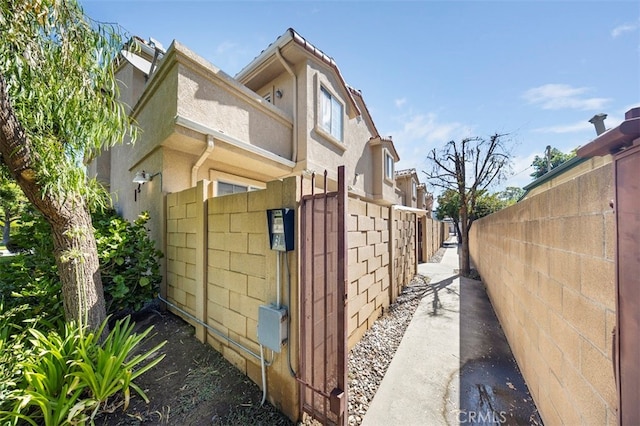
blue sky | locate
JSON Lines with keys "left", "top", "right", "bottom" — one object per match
{"left": 82, "top": 0, "right": 639, "bottom": 192}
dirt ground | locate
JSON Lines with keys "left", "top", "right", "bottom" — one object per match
{"left": 95, "top": 309, "right": 293, "bottom": 426}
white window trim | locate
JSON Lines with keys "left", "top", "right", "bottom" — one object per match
{"left": 384, "top": 150, "right": 395, "bottom": 183}
{"left": 316, "top": 85, "right": 344, "bottom": 144}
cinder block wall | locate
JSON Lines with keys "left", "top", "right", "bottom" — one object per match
{"left": 347, "top": 198, "right": 391, "bottom": 348}
{"left": 166, "top": 178, "right": 300, "bottom": 421}
{"left": 392, "top": 209, "right": 416, "bottom": 296}
{"left": 166, "top": 186, "right": 200, "bottom": 317}
{"left": 166, "top": 177, "right": 444, "bottom": 419}
{"left": 469, "top": 163, "right": 616, "bottom": 425}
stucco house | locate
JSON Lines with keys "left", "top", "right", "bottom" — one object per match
{"left": 89, "top": 28, "right": 443, "bottom": 422}
{"left": 89, "top": 28, "right": 420, "bottom": 246}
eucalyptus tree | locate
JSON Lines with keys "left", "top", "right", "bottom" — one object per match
{"left": 425, "top": 135, "right": 512, "bottom": 276}
{"left": 0, "top": 0, "right": 135, "bottom": 328}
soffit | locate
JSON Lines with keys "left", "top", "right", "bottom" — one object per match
{"left": 161, "top": 130, "right": 293, "bottom": 181}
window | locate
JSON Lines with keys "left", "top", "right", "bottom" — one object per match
{"left": 320, "top": 87, "right": 343, "bottom": 141}
{"left": 412, "top": 181, "right": 417, "bottom": 198}
{"left": 217, "top": 182, "right": 261, "bottom": 196}
{"left": 385, "top": 151, "right": 394, "bottom": 180}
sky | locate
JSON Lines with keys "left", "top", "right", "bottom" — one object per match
{"left": 82, "top": 0, "right": 639, "bottom": 194}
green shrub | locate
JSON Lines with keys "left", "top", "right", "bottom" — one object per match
{"left": 0, "top": 208, "right": 163, "bottom": 324}
{"left": 0, "top": 316, "right": 166, "bottom": 426}
{"left": 93, "top": 210, "right": 163, "bottom": 314}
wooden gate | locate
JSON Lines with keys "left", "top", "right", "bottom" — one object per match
{"left": 298, "top": 167, "right": 348, "bottom": 425}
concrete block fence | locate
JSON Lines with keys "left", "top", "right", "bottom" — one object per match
{"left": 165, "top": 177, "right": 444, "bottom": 421}
{"left": 470, "top": 162, "right": 616, "bottom": 425}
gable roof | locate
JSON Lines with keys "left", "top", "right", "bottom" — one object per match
{"left": 395, "top": 168, "right": 418, "bottom": 179}
{"left": 235, "top": 28, "right": 361, "bottom": 118}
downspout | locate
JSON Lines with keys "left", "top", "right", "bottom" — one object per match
{"left": 192, "top": 134, "right": 214, "bottom": 187}
{"left": 275, "top": 48, "right": 297, "bottom": 163}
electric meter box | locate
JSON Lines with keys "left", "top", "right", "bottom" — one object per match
{"left": 266, "top": 208, "right": 294, "bottom": 252}
{"left": 257, "top": 304, "right": 288, "bottom": 353}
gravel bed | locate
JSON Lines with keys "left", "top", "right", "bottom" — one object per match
{"left": 347, "top": 246, "right": 446, "bottom": 425}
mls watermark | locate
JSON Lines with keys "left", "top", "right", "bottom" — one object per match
{"left": 457, "top": 410, "right": 508, "bottom": 424}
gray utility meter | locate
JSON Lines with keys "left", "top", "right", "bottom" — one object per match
{"left": 266, "top": 208, "right": 294, "bottom": 251}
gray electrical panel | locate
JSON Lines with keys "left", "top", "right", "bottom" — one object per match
{"left": 257, "top": 304, "right": 288, "bottom": 353}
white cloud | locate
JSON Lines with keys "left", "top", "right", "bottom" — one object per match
{"left": 396, "top": 113, "right": 473, "bottom": 145}
{"left": 394, "top": 98, "right": 407, "bottom": 108}
{"left": 522, "top": 84, "right": 611, "bottom": 111}
{"left": 533, "top": 120, "right": 592, "bottom": 134}
{"left": 612, "top": 22, "right": 638, "bottom": 38}
{"left": 391, "top": 112, "right": 474, "bottom": 174}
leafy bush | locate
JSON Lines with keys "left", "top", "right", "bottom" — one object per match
{"left": 93, "top": 210, "right": 163, "bottom": 314}
{"left": 0, "top": 208, "right": 162, "bottom": 323}
{"left": 0, "top": 316, "right": 166, "bottom": 426}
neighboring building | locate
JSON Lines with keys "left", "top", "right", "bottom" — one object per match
{"left": 393, "top": 168, "right": 433, "bottom": 212}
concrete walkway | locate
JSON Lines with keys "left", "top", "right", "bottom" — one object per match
{"left": 362, "top": 240, "right": 542, "bottom": 425}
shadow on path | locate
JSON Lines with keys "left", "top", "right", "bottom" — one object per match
{"left": 459, "top": 276, "right": 543, "bottom": 425}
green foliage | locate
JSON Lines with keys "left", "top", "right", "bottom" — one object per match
{"left": 530, "top": 147, "right": 576, "bottom": 179}
{"left": 435, "top": 189, "right": 461, "bottom": 222}
{"left": 0, "top": 0, "right": 136, "bottom": 201}
{"left": 0, "top": 316, "right": 166, "bottom": 426}
{"left": 0, "top": 208, "right": 64, "bottom": 328}
{"left": 497, "top": 186, "right": 525, "bottom": 204}
{"left": 93, "top": 210, "right": 163, "bottom": 314}
{"left": 435, "top": 188, "right": 512, "bottom": 222}
{"left": 0, "top": 168, "right": 27, "bottom": 244}
{"left": 0, "top": 209, "right": 162, "bottom": 323}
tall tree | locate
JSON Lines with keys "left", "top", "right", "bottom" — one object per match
{"left": 498, "top": 186, "right": 525, "bottom": 204}
{"left": 530, "top": 147, "right": 576, "bottom": 179}
{"left": 425, "top": 135, "right": 511, "bottom": 276}
{"left": 0, "top": 0, "right": 134, "bottom": 329}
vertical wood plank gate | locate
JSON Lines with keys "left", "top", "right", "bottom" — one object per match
{"left": 298, "top": 167, "right": 348, "bottom": 425}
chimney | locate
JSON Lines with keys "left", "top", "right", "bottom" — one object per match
{"left": 589, "top": 113, "right": 607, "bottom": 135}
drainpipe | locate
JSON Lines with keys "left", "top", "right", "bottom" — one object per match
{"left": 192, "top": 134, "right": 214, "bottom": 187}
{"left": 275, "top": 48, "right": 297, "bottom": 163}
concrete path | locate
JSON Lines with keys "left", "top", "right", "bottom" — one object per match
{"left": 362, "top": 240, "right": 541, "bottom": 426}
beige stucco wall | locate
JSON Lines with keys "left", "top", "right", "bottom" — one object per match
{"left": 300, "top": 61, "right": 381, "bottom": 202}
{"left": 176, "top": 60, "right": 293, "bottom": 161}
{"left": 469, "top": 163, "right": 616, "bottom": 425}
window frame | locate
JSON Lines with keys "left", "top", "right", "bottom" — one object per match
{"left": 319, "top": 86, "right": 344, "bottom": 142}
{"left": 384, "top": 150, "right": 395, "bottom": 182}
{"left": 216, "top": 181, "right": 261, "bottom": 196}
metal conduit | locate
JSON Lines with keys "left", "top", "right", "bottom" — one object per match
{"left": 157, "top": 295, "right": 271, "bottom": 364}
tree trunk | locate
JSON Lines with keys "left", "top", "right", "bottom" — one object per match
{"left": 0, "top": 76, "right": 106, "bottom": 329}
{"left": 459, "top": 209, "right": 471, "bottom": 276}
{"left": 48, "top": 199, "right": 107, "bottom": 328}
